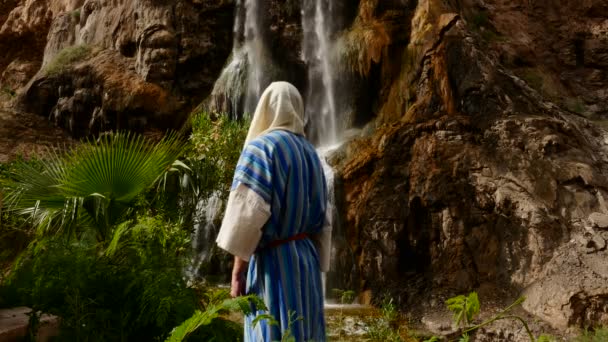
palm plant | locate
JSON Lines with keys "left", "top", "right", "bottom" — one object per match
{"left": 3, "top": 132, "right": 187, "bottom": 241}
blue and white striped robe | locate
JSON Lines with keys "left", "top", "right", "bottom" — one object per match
{"left": 232, "top": 130, "right": 327, "bottom": 341}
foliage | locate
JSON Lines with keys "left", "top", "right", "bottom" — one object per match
{"left": 188, "top": 113, "right": 248, "bottom": 196}
{"left": 0, "top": 158, "right": 34, "bottom": 271}
{"left": 536, "top": 334, "right": 557, "bottom": 342}
{"left": 332, "top": 288, "right": 356, "bottom": 304}
{"left": 520, "top": 68, "right": 545, "bottom": 94}
{"left": 1, "top": 86, "right": 16, "bottom": 98}
{"left": 166, "top": 291, "right": 264, "bottom": 342}
{"left": 71, "top": 9, "right": 80, "bottom": 21}
{"left": 366, "top": 297, "right": 403, "bottom": 342}
{"left": 3, "top": 132, "right": 186, "bottom": 241}
{"left": 172, "top": 113, "right": 248, "bottom": 228}
{"left": 444, "top": 293, "right": 541, "bottom": 341}
{"left": 0, "top": 216, "right": 198, "bottom": 341}
{"left": 470, "top": 12, "right": 489, "bottom": 29}
{"left": 575, "top": 326, "right": 608, "bottom": 342}
{"left": 566, "top": 97, "right": 585, "bottom": 115}
{"left": 44, "top": 45, "right": 92, "bottom": 76}
{"left": 446, "top": 292, "right": 480, "bottom": 328}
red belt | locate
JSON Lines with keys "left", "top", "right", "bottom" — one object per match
{"left": 265, "top": 233, "right": 309, "bottom": 249}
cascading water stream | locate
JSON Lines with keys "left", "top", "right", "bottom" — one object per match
{"left": 302, "top": 0, "right": 341, "bottom": 147}
{"left": 187, "top": 191, "right": 223, "bottom": 280}
{"left": 207, "top": 0, "right": 269, "bottom": 119}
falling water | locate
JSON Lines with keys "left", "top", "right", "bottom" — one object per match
{"left": 207, "top": 0, "right": 269, "bottom": 119}
{"left": 187, "top": 191, "right": 223, "bottom": 280}
{"left": 302, "top": 0, "right": 341, "bottom": 147}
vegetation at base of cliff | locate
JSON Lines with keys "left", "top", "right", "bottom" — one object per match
{"left": 0, "top": 118, "right": 250, "bottom": 341}
{"left": 44, "top": 45, "right": 92, "bottom": 76}
{"left": 575, "top": 326, "right": 608, "bottom": 342}
{"left": 0, "top": 158, "right": 35, "bottom": 269}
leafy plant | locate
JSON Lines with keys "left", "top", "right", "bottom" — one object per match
{"left": 1, "top": 216, "right": 198, "bottom": 341}
{"left": 446, "top": 292, "right": 480, "bottom": 328}
{"left": 187, "top": 113, "right": 248, "bottom": 198}
{"left": 4, "top": 132, "right": 186, "bottom": 241}
{"left": 44, "top": 45, "right": 92, "bottom": 76}
{"left": 332, "top": 288, "right": 356, "bottom": 305}
{"left": 166, "top": 292, "right": 265, "bottom": 342}
{"left": 444, "top": 293, "right": 543, "bottom": 341}
{"left": 366, "top": 296, "right": 403, "bottom": 342}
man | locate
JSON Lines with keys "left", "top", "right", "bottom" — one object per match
{"left": 216, "top": 81, "right": 331, "bottom": 341}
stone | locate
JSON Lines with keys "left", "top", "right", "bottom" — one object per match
{"left": 589, "top": 212, "right": 608, "bottom": 229}
{"left": 0, "top": 307, "right": 59, "bottom": 342}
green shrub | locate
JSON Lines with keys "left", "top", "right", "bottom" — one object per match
{"left": 1, "top": 216, "right": 198, "bottom": 341}
{"left": 44, "top": 45, "right": 92, "bottom": 76}
{"left": 174, "top": 113, "right": 248, "bottom": 224}
{"left": 366, "top": 297, "right": 403, "bottom": 342}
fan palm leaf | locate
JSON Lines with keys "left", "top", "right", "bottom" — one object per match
{"left": 4, "top": 132, "right": 187, "bottom": 241}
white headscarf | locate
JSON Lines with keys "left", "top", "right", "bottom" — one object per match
{"left": 245, "top": 81, "right": 306, "bottom": 144}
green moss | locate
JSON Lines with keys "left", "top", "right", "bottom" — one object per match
{"left": 71, "top": 9, "right": 80, "bottom": 21}
{"left": 471, "top": 12, "right": 489, "bottom": 29}
{"left": 566, "top": 98, "right": 585, "bottom": 114}
{"left": 520, "top": 68, "right": 544, "bottom": 93}
{"left": 44, "top": 45, "right": 91, "bottom": 76}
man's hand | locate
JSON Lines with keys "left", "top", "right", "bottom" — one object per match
{"left": 230, "top": 256, "right": 248, "bottom": 298}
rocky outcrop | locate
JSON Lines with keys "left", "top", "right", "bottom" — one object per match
{"left": 329, "top": 0, "right": 608, "bottom": 335}
{"left": 1, "top": 0, "right": 235, "bottom": 136}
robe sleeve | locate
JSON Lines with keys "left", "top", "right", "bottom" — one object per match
{"left": 216, "top": 183, "right": 271, "bottom": 261}
{"left": 216, "top": 140, "right": 273, "bottom": 261}
{"left": 312, "top": 206, "right": 332, "bottom": 272}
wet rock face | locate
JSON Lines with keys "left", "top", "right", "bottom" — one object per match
{"left": 332, "top": 0, "right": 608, "bottom": 333}
{"left": 3, "top": 0, "right": 234, "bottom": 136}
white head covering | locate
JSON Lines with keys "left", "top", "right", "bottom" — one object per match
{"left": 245, "top": 81, "right": 306, "bottom": 144}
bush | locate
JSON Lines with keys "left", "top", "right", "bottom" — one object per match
{"left": 174, "top": 113, "right": 248, "bottom": 225}
{"left": 0, "top": 216, "right": 198, "bottom": 341}
{"left": 44, "top": 45, "right": 92, "bottom": 76}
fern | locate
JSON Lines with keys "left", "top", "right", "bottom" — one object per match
{"left": 166, "top": 295, "right": 266, "bottom": 342}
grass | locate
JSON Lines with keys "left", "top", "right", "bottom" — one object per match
{"left": 575, "top": 326, "right": 608, "bottom": 342}
{"left": 44, "top": 45, "right": 92, "bottom": 76}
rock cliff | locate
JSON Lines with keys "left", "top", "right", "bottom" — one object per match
{"left": 329, "top": 0, "right": 608, "bottom": 335}
{"left": 1, "top": 0, "right": 234, "bottom": 137}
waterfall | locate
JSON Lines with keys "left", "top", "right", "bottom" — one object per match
{"left": 207, "top": 0, "right": 269, "bottom": 119}
{"left": 187, "top": 191, "right": 223, "bottom": 281}
{"left": 302, "top": 0, "right": 341, "bottom": 147}
{"left": 202, "top": 0, "right": 353, "bottom": 296}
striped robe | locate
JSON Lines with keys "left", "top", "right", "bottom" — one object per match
{"left": 232, "top": 130, "right": 327, "bottom": 341}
